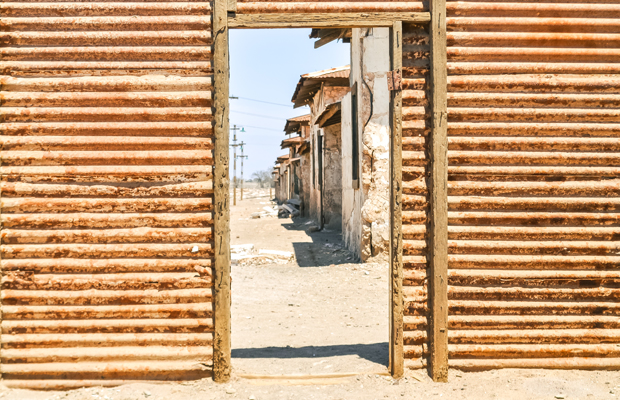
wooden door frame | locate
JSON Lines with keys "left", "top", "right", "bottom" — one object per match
{"left": 389, "top": 21, "right": 404, "bottom": 379}
{"left": 212, "top": 0, "right": 442, "bottom": 383}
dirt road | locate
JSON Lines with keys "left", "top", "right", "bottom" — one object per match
{"left": 230, "top": 188, "right": 389, "bottom": 376}
{"left": 3, "top": 188, "right": 618, "bottom": 400}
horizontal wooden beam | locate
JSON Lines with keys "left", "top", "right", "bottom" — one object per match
{"left": 228, "top": 12, "right": 430, "bottom": 29}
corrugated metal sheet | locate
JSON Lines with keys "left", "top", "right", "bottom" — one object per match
{"left": 284, "top": 114, "right": 311, "bottom": 135}
{"left": 444, "top": 0, "right": 620, "bottom": 371}
{"left": 402, "top": 1, "right": 620, "bottom": 370}
{"left": 0, "top": 0, "right": 214, "bottom": 389}
{"left": 235, "top": 1, "right": 426, "bottom": 14}
{"left": 401, "top": 23, "right": 430, "bottom": 370}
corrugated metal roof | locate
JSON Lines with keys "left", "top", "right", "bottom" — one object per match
{"left": 301, "top": 65, "right": 350, "bottom": 79}
{"left": 288, "top": 114, "right": 311, "bottom": 122}
{"left": 281, "top": 136, "right": 304, "bottom": 149}
{"left": 276, "top": 154, "right": 290, "bottom": 164}
{"left": 291, "top": 65, "right": 350, "bottom": 108}
{"left": 284, "top": 113, "right": 311, "bottom": 134}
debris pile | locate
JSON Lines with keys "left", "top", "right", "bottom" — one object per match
{"left": 278, "top": 199, "right": 301, "bottom": 218}
{"left": 250, "top": 205, "right": 279, "bottom": 219}
{"left": 231, "top": 244, "right": 295, "bottom": 266}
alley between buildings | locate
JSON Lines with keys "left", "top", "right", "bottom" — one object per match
{"left": 229, "top": 187, "right": 390, "bottom": 376}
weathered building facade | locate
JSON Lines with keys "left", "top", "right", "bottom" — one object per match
{"left": 273, "top": 115, "right": 311, "bottom": 210}
{"left": 341, "top": 28, "right": 392, "bottom": 261}
{"left": 290, "top": 67, "right": 350, "bottom": 229}
{"left": 279, "top": 32, "right": 393, "bottom": 262}
{"left": 284, "top": 115, "right": 312, "bottom": 216}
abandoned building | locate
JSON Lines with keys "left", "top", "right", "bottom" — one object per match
{"left": 273, "top": 28, "right": 393, "bottom": 261}
{"left": 292, "top": 65, "right": 349, "bottom": 232}
{"left": 274, "top": 67, "right": 350, "bottom": 227}
{"left": 274, "top": 114, "right": 311, "bottom": 210}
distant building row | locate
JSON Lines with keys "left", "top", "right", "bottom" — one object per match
{"left": 273, "top": 29, "right": 392, "bottom": 262}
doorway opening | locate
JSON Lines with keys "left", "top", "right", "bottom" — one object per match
{"left": 227, "top": 28, "right": 395, "bottom": 376}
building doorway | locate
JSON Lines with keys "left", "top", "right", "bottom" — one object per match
{"left": 227, "top": 27, "right": 396, "bottom": 376}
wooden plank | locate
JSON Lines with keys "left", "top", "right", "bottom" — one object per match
{"left": 314, "top": 30, "right": 343, "bottom": 49}
{"left": 317, "top": 103, "right": 340, "bottom": 128}
{"left": 428, "top": 0, "right": 449, "bottom": 383}
{"left": 389, "top": 20, "right": 405, "bottom": 380}
{"left": 212, "top": 0, "right": 231, "bottom": 384}
{"left": 227, "top": 0, "right": 237, "bottom": 13}
{"left": 228, "top": 12, "right": 430, "bottom": 29}
{"left": 0, "top": 143, "right": 3, "bottom": 381}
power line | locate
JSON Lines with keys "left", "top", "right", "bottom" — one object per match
{"left": 231, "top": 110, "right": 283, "bottom": 121}
{"left": 234, "top": 124, "right": 283, "bottom": 133}
{"left": 231, "top": 96, "right": 293, "bottom": 108}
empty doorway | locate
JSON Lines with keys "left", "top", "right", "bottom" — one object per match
{"left": 228, "top": 27, "right": 394, "bottom": 376}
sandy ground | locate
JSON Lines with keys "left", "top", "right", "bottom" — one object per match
{"left": 3, "top": 188, "right": 619, "bottom": 400}
{"left": 229, "top": 189, "right": 388, "bottom": 376}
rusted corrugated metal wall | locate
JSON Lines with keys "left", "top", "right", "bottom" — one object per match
{"left": 234, "top": 0, "right": 425, "bottom": 14}
{"left": 445, "top": 0, "right": 620, "bottom": 370}
{"left": 0, "top": 0, "right": 214, "bottom": 389}
{"left": 402, "top": 1, "right": 620, "bottom": 370}
{"left": 401, "top": 23, "right": 430, "bottom": 370}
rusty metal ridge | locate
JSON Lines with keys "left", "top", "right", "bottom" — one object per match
{"left": 236, "top": 2, "right": 425, "bottom": 14}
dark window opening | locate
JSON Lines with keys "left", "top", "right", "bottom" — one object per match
{"left": 312, "top": 135, "right": 316, "bottom": 187}
{"left": 317, "top": 133, "right": 323, "bottom": 188}
{"left": 351, "top": 83, "right": 359, "bottom": 189}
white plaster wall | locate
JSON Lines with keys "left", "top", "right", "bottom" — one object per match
{"left": 350, "top": 27, "right": 391, "bottom": 261}
{"left": 341, "top": 92, "right": 363, "bottom": 260}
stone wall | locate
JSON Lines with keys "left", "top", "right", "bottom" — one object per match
{"left": 322, "top": 123, "right": 343, "bottom": 230}
{"left": 341, "top": 93, "right": 363, "bottom": 258}
{"left": 342, "top": 28, "right": 390, "bottom": 261}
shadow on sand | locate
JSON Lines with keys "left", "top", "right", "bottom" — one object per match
{"left": 232, "top": 342, "right": 388, "bottom": 366}
{"left": 278, "top": 218, "right": 358, "bottom": 268}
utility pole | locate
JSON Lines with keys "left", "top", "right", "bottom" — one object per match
{"left": 237, "top": 144, "right": 248, "bottom": 200}
{"left": 230, "top": 125, "right": 245, "bottom": 206}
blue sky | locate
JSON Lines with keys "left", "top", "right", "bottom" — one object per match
{"left": 229, "top": 29, "right": 350, "bottom": 179}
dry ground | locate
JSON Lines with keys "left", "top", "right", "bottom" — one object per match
{"left": 3, "top": 188, "right": 619, "bottom": 400}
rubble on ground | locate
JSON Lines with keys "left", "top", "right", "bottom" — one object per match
{"left": 278, "top": 199, "right": 301, "bottom": 218}
{"left": 231, "top": 244, "right": 294, "bottom": 266}
{"left": 250, "top": 205, "right": 279, "bottom": 219}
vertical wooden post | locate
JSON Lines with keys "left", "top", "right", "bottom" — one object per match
{"left": 0, "top": 145, "right": 3, "bottom": 381}
{"left": 429, "top": 0, "right": 449, "bottom": 383}
{"left": 389, "top": 21, "right": 404, "bottom": 379}
{"left": 212, "top": 0, "right": 231, "bottom": 383}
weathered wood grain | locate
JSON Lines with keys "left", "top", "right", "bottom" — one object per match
{"left": 390, "top": 20, "right": 405, "bottom": 380}
{"left": 429, "top": 0, "right": 449, "bottom": 383}
{"left": 228, "top": 12, "right": 430, "bottom": 29}
{"left": 212, "top": 0, "right": 231, "bottom": 384}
